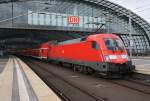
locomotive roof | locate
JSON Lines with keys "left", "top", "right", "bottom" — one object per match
{"left": 58, "top": 37, "right": 87, "bottom": 45}
{"left": 57, "top": 34, "right": 118, "bottom": 45}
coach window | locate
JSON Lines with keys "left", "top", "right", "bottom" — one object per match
{"left": 92, "top": 41, "right": 99, "bottom": 50}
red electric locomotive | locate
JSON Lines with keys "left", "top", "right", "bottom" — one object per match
{"left": 19, "top": 34, "right": 135, "bottom": 77}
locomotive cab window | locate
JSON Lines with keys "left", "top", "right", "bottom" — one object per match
{"left": 104, "top": 38, "right": 125, "bottom": 51}
{"left": 92, "top": 41, "right": 99, "bottom": 50}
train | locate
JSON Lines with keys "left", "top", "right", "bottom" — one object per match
{"left": 18, "top": 34, "right": 135, "bottom": 78}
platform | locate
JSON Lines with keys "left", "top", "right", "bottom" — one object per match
{"left": 0, "top": 56, "right": 61, "bottom": 101}
{"left": 132, "top": 58, "right": 150, "bottom": 75}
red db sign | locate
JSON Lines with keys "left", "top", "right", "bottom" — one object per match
{"left": 68, "top": 16, "right": 80, "bottom": 24}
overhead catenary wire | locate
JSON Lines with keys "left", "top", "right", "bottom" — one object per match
{"left": 135, "top": 7, "right": 150, "bottom": 13}
{"left": 1, "top": 0, "right": 149, "bottom": 23}
{"left": 109, "top": 0, "right": 150, "bottom": 12}
{"left": 0, "top": 0, "right": 34, "bottom": 4}
{"left": 133, "top": 3, "right": 150, "bottom": 10}
{"left": 0, "top": 0, "right": 53, "bottom": 23}
{"left": 0, "top": 7, "right": 49, "bottom": 23}
{"left": 118, "top": 0, "right": 126, "bottom": 3}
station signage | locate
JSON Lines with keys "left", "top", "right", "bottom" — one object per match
{"left": 68, "top": 16, "right": 80, "bottom": 24}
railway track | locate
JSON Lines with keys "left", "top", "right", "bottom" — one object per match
{"left": 21, "top": 57, "right": 150, "bottom": 101}
{"left": 92, "top": 72, "right": 150, "bottom": 95}
{"left": 127, "top": 73, "right": 150, "bottom": 87}
{"left": 22, "top": 58, "right": 106, "bottom": 101}
{"left": 106, "top": 79, "right": 150, "bottom": 95}
{"left": 125, "top": 78, "right": 150, "bottom": 87}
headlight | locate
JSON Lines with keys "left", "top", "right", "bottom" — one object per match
{"left": 121, "top": 55, "right": 129, "bottom": 60}
{"left": 104, "top": 55, "right": 110, "bottom": 62}
{"left": 104, "top": 55, "right": 117, "bottom": 62}
{"left": 109, "top": 55, "right": 117, "bottom": 59}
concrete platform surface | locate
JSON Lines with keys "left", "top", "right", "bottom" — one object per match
{"left": 132, "top": 58, "right": 150, "bottom": 75}
{"left": 132, "top": 56, "right": 150, "bottom": 60}
{"left": 0, "top": 56, "right": 62, "bottom": 101}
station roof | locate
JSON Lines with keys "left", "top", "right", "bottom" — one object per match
{"left": 0, "top": 0, "right": 150, "bottom": 51}
{"left": 84, "top": 0, "right": 150, "bottom": 38}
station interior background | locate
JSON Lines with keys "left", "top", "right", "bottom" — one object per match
{"left": 0, "top": 0, "right": 150, "bottom": 56}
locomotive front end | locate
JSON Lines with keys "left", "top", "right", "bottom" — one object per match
{"left": 101, "top": 34, "right": 135, "bottom": 76}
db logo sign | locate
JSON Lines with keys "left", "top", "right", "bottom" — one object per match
{"left": 68, "top": 16, "right": 80, "bottom": 24}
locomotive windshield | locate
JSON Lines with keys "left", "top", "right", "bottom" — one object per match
{"left": 104, "top": 38, "right": 125, "bottom": 51}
